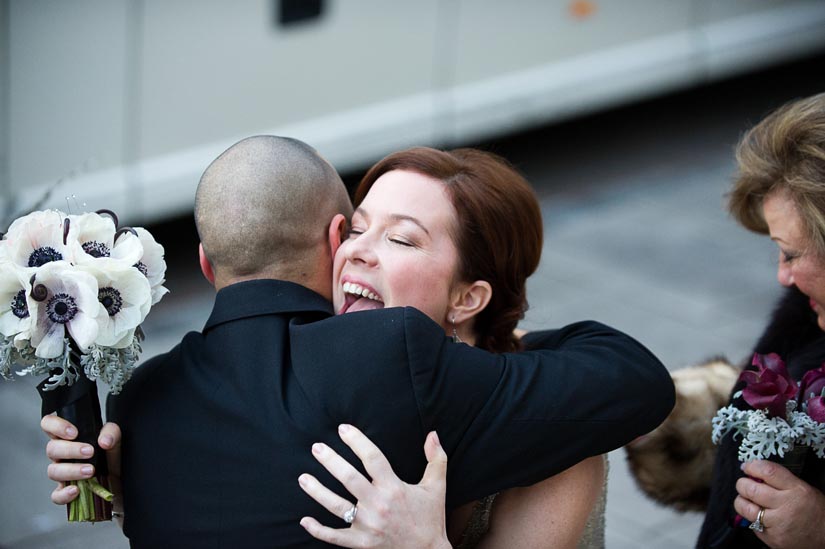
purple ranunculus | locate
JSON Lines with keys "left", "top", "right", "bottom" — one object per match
{"left": 807, "top": 395, "right": 825, "bottom": 423}
{"left": 739, "top": 353, "right": 799, "bottom": 418}
{"left": 799, "top": 363, "right": 825, "bottom": 402}
{"left": 802, "top": 362, "right": 825, "bottom": 423}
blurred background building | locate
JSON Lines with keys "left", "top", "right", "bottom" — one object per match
{"left": 2, "top": 0, "right": 825, "bottom": 225}
{"left": 1, "top": 1, "right": 825, "bottom": 548}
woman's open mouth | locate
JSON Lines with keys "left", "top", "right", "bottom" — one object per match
{"left": 339, "top": 281, "right": 384, "bottom": 314}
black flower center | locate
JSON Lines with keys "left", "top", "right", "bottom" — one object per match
{"left": 46, "top": 293, "right": 78, "bottom": 324}
{"left": 82, "top": 241, "right": 110, "bottom": 258}
{"left": 11, "top": 289, "right": 29, "bottom": 319}
{"left": 134, "top": 261, "right": 148, "bottom": 277}
{"left": 28, "top": 246, "right": 63, "bottom": 267}
{"left": 98, "top": 287, "right": 123, "bottom": 317}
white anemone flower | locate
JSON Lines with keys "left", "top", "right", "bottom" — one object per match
{"left": 68, "top": 212, "right": 143, "bottom": 267}
{"left": 4, "top": 210, "right": 73, "bottom": 269}
{"left": 80, "top": 258, "right": 151, "bottom": 348}
{"left": 0, "top": 263, "right": 33, "bottom": 339}
{"left": 133, "top": 227, "right": 168, "bottom": 305}
{"left": 28, "top": 261, "right": 100, "bottom": 358}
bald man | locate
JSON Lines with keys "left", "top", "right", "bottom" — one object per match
{"left": 43, "top": 136, "right": 674, "bottom": 548}
{"left": 194, "top": 136, "right": 352, "bottom": 291}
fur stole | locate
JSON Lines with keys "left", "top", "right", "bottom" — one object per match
{"left": 624, "top": 358, "right": 737, "bottom": 511}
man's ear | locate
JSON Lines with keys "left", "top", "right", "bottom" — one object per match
{"left": 328, "top": 213, "right": 348, "bottom": 258}
{"left": 448, "top": 280, "right": 492, "bottom": 325}
{"left": 199, "top": 243, "right": 216, "bottom": 285}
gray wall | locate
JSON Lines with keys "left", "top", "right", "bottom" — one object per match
{"left": 2, "top": 0, "right": 824, "bottom": 225}
{"left": 1, "top": 0, "right": 9, "bottom": 223}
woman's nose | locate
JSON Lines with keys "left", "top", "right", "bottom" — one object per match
{"left": 345, "top": 231, "right": 378, "bottom": 266}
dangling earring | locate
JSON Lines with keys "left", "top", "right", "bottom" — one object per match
{"left": 451, "top": 316, "right": 462, "bottom": 343}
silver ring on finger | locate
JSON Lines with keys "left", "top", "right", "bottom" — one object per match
{"left": 749, "top": 507, "right": 765, "bottom": 533}
{"left": 343, "top": 504, "right": 358, "bottom": 524}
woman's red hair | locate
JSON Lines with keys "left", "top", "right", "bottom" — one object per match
{"left": 354, "top": 147, "right": 543, "bottom": 353}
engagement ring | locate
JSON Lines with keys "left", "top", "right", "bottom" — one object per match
{"left": 749, "top": 508, "right": 765, "bottom": 533}
{"left": 343, "top": 504, "right": 358, "bottom": 524}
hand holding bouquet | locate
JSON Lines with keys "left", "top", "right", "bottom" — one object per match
{"left": 0, "top": 209, "right": 167, "bottom": 522}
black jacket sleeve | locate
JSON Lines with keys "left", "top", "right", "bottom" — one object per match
{"left": 403, "top": 308, "right": 674, "bottom": 508}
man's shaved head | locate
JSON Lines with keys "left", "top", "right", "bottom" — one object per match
{"left": 195, "top": 136, "right": 352, "bottom": 282}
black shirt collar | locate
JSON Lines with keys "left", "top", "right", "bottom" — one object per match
{"left": 203, "top": 279, "right": 333, "bottom": 331}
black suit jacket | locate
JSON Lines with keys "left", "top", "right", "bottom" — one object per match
{"left": 110, "top": 279, "right": 674, "bottom": 548}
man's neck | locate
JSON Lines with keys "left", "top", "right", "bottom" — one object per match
{"left": 214, "top": 271, "right": 331, "bottom": 302}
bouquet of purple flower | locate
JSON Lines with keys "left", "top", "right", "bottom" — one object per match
{"left": 712, "top": 353, "right": 825, "bottom": 463}
{"left": 0, "top": 209, "right": 167, "bottom": 522}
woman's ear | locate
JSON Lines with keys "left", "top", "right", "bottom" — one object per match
{"left": 328, "top": 214, "right": 348, "bottom": 258}
{"left": 449, "top": 280, "right": 493, "bottom": 325}
{"left": 199, "top": 243, "right": 216, "bottom": 285}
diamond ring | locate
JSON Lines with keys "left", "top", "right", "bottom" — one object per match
{"left": 749, "top": 507, "right": 765, "bottom": 533}
{"left": 343, "top": 504, "right": 358, "bottom": 524}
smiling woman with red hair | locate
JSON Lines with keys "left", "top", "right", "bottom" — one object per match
{"left": 301, "top": 146, "right": 609, "bottom": 548}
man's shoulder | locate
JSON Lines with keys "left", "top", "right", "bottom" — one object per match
{"left": 288, "top": 307, "right": 452, "bottom": 380}
{"left": 131, "top": 332, "right": 196, "bottom": 380}
{"left": 107, "top": 331, "right": 198, "bottom": 420}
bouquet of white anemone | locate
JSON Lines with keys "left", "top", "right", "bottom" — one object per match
{"left": 712, "top": 353, "right": 825, "bottom": 463}
{"left": 0, "top": 208, "right": 168, "bottom": 522}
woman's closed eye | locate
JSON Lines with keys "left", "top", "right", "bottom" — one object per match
{"left": 780, "top": 249, "right": 801, "bottom": 264}
{"left": 389, "top": 235, "right": 415, "bottom": 247}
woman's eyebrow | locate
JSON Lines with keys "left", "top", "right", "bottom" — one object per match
{"left": 770, "top": 234, "right": 789, "bottom": 246}
{"left": 389, "top": 214, "right": 430, "bottom": 236}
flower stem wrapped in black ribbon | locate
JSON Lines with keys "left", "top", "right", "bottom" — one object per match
{"left": 38, "top": 368, "right": 113, "bottom": 521}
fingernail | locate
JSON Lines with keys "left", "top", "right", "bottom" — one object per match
{"left": 299, "top": 517, "right": 310, "bottom": 529}
{"left": 81, "top": 466, "right": 94, "bottom": 476}
{"left": 312, "top": 443, "right": 325, "bottom": 455}
{"left": 101, "top": 435, "right": 113, "bottom": 447}
{"left": 66, "top": 426, "right": 77, "bottom": 438}
{"left": 298, "top": 474, "right": 307, "bottom": 486}
{"left": 67, "top": 485, "right": 78, "bottom": 496}
{"left": 432, "top": 431, "right": 441, "bottom": 447}
{"left": 338, "top": 424, "right": 351, "bottom": 434}
{"left": 80, "top": 445, "right": 94, "bottom": 457}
